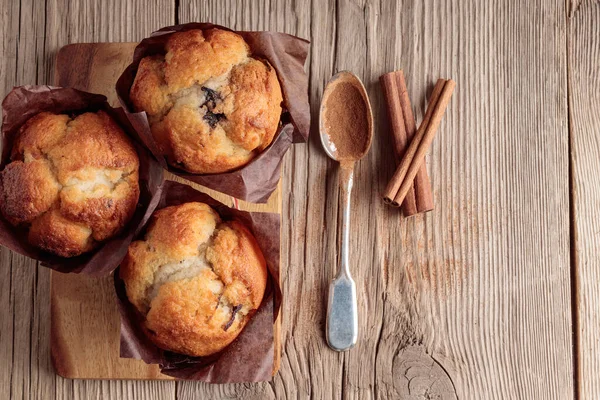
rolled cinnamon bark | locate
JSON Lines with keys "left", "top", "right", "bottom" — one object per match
{"left": 380, "top": 70, "right": 434, "bottom": 215}
{"left": 383, "top": 79, "right": 456, "bottom": 207}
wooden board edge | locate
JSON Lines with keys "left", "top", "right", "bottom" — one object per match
{"left": 50, "top": 272, "right": 74, "bottom": 379}
{"left": 272, "top": 221, "right": 282, "bottom": 376}
{"left": 50, "top": 271, "right": 175, "bottom": 380}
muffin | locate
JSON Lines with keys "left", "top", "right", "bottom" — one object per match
{"left": 120, "top": 202, "right": 268, "bottom": 357}
{"left": 0, "top": 111, "right": 140, "bottom": 257}
{"left": 130, "top": 28, "right": 283, "bottom": 174}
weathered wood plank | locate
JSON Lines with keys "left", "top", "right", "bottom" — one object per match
{"left": 568, "top": 1, "right": 600, "bottom": 398}
{"left": 55, "top": 379, "right": 176, "bottom": 400}
{"left": 334, "top": 1, "right": 389, "bottom": 399}
{"left": 0, "top": 0, "right": 55, "bottom": 399}
{"left": 379, "top": 1, "right": 572, "bottom": 398}
{"left": 279, "top": 0, "right": 341, "bottom": 397}
{"left": 0, "top": 0, "right": 176, "bottom": 399}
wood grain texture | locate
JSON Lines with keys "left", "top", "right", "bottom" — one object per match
{"left": 51, "top": 273, "right": 170, "bottom": 380}
{"left": 1, "top": 0, "right": 595, "bottom": 398}
{"left": 0, "top": 0, "right": 177, "bottom": 399}
{"left": 180, "top": 0, "right": 574, "bottom": 399}
{"left": 568, "top": 1, "right": 600, "bottom": 399}
{"left": 0, "top": 0, "right": 57, "bottom": 399}
{"left": 373, "top": 1, "right": 573, "bottom": 398}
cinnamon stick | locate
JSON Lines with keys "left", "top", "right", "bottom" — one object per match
{"left": 395, "top": 72, "right": 434, "bottom": 213}
{"left": 380, "top": 72, "right": 417, "bottom": 214}
{"left": 383, "top": 79, "right": 456, "bottom": 206}
{"left": 383, "top": 79, "right": 446, "bottom": 205}
{"left": 380, "top": 71, "right": 434, "bottom": 214}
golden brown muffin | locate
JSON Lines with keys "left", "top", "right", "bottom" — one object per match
{"left": 120, "top": 202, "right": 268, "bottom": 357}
{"left": 0, "top": 111, "right": 140, "bottom": 257}
{"left": 130, "top": 28, "right": 283, "bottom": 174}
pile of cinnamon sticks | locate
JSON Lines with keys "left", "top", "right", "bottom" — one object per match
{"left": 380, "top": 71, "right": 455, "bottom": 216}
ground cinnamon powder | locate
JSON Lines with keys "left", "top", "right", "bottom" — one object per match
{"left": 323, "top": 82, "right": 369, "bottom": 160}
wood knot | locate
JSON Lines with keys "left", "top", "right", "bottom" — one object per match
{"left": 395, "top": 345, "right": 457, "bottom": 399}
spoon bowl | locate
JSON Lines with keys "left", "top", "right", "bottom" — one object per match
{"left": 319, "top": 71, "right": 374, "bottom": 162}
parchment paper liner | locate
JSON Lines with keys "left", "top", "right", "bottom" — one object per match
{"left": 0, "top": 86, "right": 165, "bottom": 275}
{"left": 115, "top": 180, "right": 280, "bottom": 382}
{"left": 116, "top": 22, "right": 310, "bottom": 203}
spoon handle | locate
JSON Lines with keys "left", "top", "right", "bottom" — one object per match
{"left": 326, "top": 165, "right": 358, "bottom": 351}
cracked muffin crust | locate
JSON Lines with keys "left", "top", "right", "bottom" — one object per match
{"left": 0, "top": 111, "right": 140, "bottom": 257}
{"left": 120, "top": 202, "right": 268, "bottom": 357}
{"left": 129, "top": 28, "right": 283, "bottom": 174}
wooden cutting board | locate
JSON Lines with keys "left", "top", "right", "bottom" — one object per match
{"left": 50, "top": 43, "right": 282, "bottom": 379}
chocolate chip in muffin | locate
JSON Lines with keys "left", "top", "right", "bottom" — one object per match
{"left": 199, "top": 87, "right": 227, "bottom": 129}
{"left": 201, "top": 87, "right": 221, "bottom": 110}
{"left": 223, "top": 304, "right": 243, "bottom": 331}
{"left": 203, "top": 111, "right": 226, "bottom": 129}
{"left": 214, "top": 294, "right": 223, "bottom": 310}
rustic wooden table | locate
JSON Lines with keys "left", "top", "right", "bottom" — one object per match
{"left": 1, "top": 0, "right": 598, "bottom": 399}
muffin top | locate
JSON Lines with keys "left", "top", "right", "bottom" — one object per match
{"left": 130, "top": 28, "right": 283, "bottom": 174}
{"left": 0, "top": 111, "right": 140, "bottom": 257}
{"left": 120, "top": 202, "right": 268, "bottom": 357}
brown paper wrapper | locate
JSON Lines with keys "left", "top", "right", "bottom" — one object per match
{"left": 0, "top": 86, "right": 165, "bottom": 275}
{"left": 116, "top": 22, "right": 310, "bottom": 203}
{"left": 115, "top": 180, "right": 280, "bottom": 382}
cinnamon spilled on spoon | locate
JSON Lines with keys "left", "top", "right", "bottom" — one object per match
{"left": 321, "top": 80, "right": 372, "bottom": 163}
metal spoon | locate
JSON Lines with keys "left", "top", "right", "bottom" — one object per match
{"left": 319, "top": 71, "right": 373, "bottom": 351}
